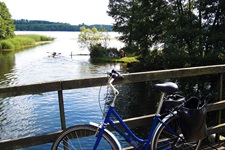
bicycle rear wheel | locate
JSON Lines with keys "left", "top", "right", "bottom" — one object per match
{"left": 51, "top": 124, "right": 120, "bottom": 150}
{"left": 151, "top": 114, "right": 201, "bottom": 150}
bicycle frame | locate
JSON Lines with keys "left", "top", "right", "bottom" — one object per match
{"left": 93, "top": 73, "right": 182, "bottom": 150}
{"left": 51, "top": 70, "right": 201, "bottom": 150}
{"left": 93, "top": 96, "right": 181, "bottom": 150}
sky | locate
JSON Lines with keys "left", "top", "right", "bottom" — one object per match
{"left": 1, "top": 0, "right": 114, "bottom": 25}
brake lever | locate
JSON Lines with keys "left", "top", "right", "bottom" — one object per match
{"left": 111, "top": 69, "right": 124, "bottom": 79}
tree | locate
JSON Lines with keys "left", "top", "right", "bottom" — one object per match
{"left": 99, "top": 26, "right": 110, "bottom": 49}
{"left": 107, "top": 0, "right": 136, "bottom": 47}
{"left": 200, "top": 0, "right": 225, "bottom": 65}
{"left": 108, "top": 0, "right": 172, "bottom": 69}
{"left": 108, "top": 0, "right": 225, "bottom": 71}
{"left": 163, "top": 0, "right": 225, "bottom": 67}
{"left": 0, "top": 2, "right": 15, "bottom": 40}
{"left": 78, "top": 26, "right": 110, "bottom": 51}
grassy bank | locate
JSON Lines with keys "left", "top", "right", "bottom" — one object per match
{"left": 0, "top": 34, "right": 54, "bottom": 51}
{"left": 91, "top": 56, "right": 139, "bottom": 63}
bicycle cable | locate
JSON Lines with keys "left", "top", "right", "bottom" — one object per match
{"left": 98, "top": 74, "right": 110, "bottom": 117}
{"left": 98, "top": 70, "right": 123, "bottom": 118}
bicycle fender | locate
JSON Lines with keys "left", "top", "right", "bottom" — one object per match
{"left": 89, "top": 122, "right": 122, "bottom": 150}
{"left": 150, "top": 112, "right": 177, "bottom": 150}
{"left": 154, "top": 112, "right": 177, "bottom": 133}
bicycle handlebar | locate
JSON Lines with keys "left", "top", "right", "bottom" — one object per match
{"left": 107, "top": 70, "right": 124, "bottom": 107}
{"left": 109, "top": 69, "right": 124, "bottom": 79}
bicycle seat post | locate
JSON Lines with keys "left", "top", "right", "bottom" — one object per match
{"left": 154, "top": 82, "right": 178, "bottom": 115}
{"left": 156, "top": 92, "right": 165, "bottom": 115}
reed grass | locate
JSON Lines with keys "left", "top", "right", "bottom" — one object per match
{"left": 0, "top": 34, "right": 54, "bottom": 50}
{"left": 91, "top": 56, "right": 138, "bottom": 63}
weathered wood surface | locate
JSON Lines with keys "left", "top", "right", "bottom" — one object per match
{"left": 0, "top": 131, "right": 61, "bottom": 150}
{"left": 1, "top": 64, "right": 225, "bottom": 98}
{"left": 1, "top": 101, "right": 225, "bottom": 150}
{"left": 1, "top": 64, "right": 225, "bottom": 149}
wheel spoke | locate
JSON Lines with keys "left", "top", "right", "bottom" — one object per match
{"left": 51, "top": 125, "right": 120, "bottom": 150}
{"left": 151, "top": 114, "right": 201, "bottom": 150}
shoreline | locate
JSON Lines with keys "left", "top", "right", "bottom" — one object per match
{"left": 0, "top": 41, "right": 52, "bottom": 52}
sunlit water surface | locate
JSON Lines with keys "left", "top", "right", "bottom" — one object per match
{"left": 0, "top": 31, "right": 135, "bottom": 149}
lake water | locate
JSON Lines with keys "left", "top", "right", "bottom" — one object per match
{"left": 0, "top": 31, "right": 158, "bottom": 149}
{"left": 0, "top": 31, "right": 125, "bottom": 85}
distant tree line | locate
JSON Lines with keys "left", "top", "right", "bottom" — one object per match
{"left": 14, "top": 19, "right": 112, "bottom": 32}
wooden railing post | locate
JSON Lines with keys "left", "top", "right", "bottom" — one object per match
{"left": 216, "top": 73, "right": 223, "bottom": 141}
{"left": 58, "top": 90, "right": 66, "bottom": 130}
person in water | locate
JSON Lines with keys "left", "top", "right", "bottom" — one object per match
{"left": 52, "top": 52, "right": 57, "bottom": 57}
{"left": 48, "top": 52, "right": 61, "bottom": 58}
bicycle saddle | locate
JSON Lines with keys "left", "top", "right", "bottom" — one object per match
{"left": 155, "top": 82, "right": 178, "bottom": 94}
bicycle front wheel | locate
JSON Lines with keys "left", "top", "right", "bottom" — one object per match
{"left": 51, "top": 124, "right": 120, "bottom": 150}
{"left": 151, "top": 114, "right": 201, "bottom": 150}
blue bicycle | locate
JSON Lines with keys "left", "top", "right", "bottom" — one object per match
{"left": 52, "top": 70, "right": 202, "bottom": 150}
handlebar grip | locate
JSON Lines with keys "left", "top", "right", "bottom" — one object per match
{"left": 110, "top": 69, "right": 124, "bottom": 79}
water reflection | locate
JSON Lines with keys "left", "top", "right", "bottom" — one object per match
{"left": 0, "top": 52, "right": 16, "bottom": 86}
{"left": 0, "top": 31, "right": 224, "bottom": 149}
{"left": 0, "top": 31, "right": 125, "bottom": 86}
{"left": 0, "top": 31, "right": 127, "bottom": 150}
{"left": 178, "top": 75, "right": 219, "bottom": 102}
{"left": 115, "top": 82, "right": 159, "bottom": 118}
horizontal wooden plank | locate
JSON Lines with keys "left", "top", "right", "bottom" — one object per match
{"left": 200, "top": 142, "right": 225, "bottom": 150}
{"left": 207, "top": 100, "right": 225, "bottom": 112}
{"left": 61, "top": 76, "right": 107, "bottom": 90}
{"left": 1, "top": 112, "right": 225, "bottom": 150}
{"left": 0, "top": 131, "right": 61, "bottom": 150}
{"left": 121, "top": 64, "right": 225, "bottom": 84}
{"left": 1, "top": 64, "right": 225, "bottom": 98}
{"left": 0, "top": 82, "right": 62, "bottom": 98}
{"left": 207, "top": 123, "right": 225, "bottom": 135}
{"left": 0, "top": 100, "right": 224, "bottom": 149}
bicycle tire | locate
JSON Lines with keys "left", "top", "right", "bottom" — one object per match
{"left": 151, "top": 113, "right": 202, "bottom": 150}
{"left": 51, "top": 124, "right": 120, "bottom": 150}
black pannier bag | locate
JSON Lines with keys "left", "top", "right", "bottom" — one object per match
{"left": 177, "top": 97, "right": 207, "bottom": 142}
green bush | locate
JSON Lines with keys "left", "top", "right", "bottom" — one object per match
{"left": 10, "top": 39, "right": 21, "bottom": 47}
{"left": 122, "top": 45, "right": 137, "bottom": 53}
{"left": 0, "top": 40, "right": 15, "bottom": 49}
{"left": 107, "top": 47, "right": 118, "bottom": 55}
{"left": 90, "top": 44, "right": 107, "bottom": 58}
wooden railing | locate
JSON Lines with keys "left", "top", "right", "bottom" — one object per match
{"left": 0, "top": 64, "right": 225, "bottom": 149}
